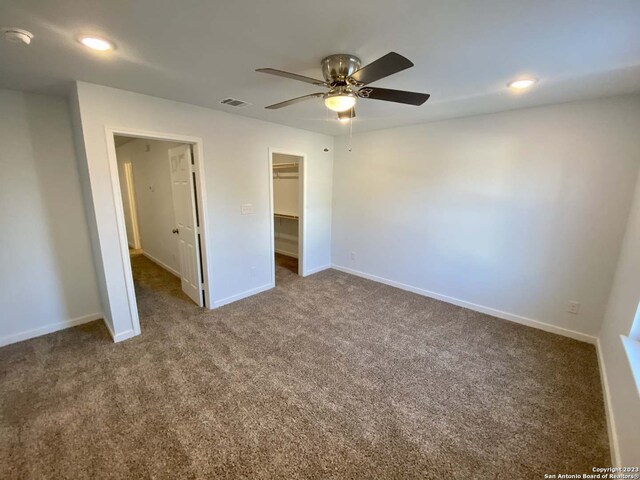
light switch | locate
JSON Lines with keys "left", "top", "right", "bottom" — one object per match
{"left": 241, "top": 204, "right": 254, "bottom": 215}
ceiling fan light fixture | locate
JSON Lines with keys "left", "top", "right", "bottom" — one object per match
{"left": 324, "top": 93, "right": 356, "bottom": 112}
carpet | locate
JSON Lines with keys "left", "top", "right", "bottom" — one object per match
{"left": 0, "top": 254, "right": 610, "bottom": 479}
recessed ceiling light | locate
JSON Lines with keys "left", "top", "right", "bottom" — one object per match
{"left": 507, "top": 78, "right": 537, "bottom": 90}
{"left": 78, "top": 35, "right": 114, "bottom": 51}
{"left": 338, "top": 117, "right": 351, "bottom": 123}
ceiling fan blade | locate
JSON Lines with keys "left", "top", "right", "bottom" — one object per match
{"left": 256, "top": 68, "right": 329, "bottom": 87}
{"left": 337, "top": 108, "right": 356, "bottom": 120}
{"left": 265, "top": 92, "right": 325, "bottom": 109}
{"left": 357, "top": 87, "right": 430, "bottom": 106}
{"left": 348, "top": 52, "right": 414, "bottom": 86}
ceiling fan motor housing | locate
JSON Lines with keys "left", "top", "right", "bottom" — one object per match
{"left": 321, "top": 54, "right": 361, "bottom": 86}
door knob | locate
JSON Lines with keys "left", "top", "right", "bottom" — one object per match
{"left": 172, "top": 228, "right": 179, "bottom": 234}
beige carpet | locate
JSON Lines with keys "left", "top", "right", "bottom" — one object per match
{"left": 0, "top": 254, "right": 610, "bottom": 478}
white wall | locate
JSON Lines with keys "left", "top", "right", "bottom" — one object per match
{"left": 72, "top": 82, "right": 333, "bottom": 341}
{"left": 332, "top": 95, "right": 640, "bottom": 339}
{"left": 115, "top": 141, "right": 138, "bottom": 249}
{"left": 0, "top": 89, "right": 101, "bottom": 346}
{"left": 116, "top": 138, "right": 182, "bottom": 274}
{"left": 598, "top": 170, "right": 640, "bottom": 465}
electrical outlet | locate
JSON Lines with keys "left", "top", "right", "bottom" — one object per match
{"left": 350, "top": 251, "right": 356, "bottom": 261}
{"left": 568, "top": 301, "right": 580, "bottom": 315}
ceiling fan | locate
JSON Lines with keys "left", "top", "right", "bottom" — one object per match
{"left": 256, "top": 52, "right": 430, "bottom": 120}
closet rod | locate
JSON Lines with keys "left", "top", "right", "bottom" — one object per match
{"left": 273, "top": 162, "right": 298, "bottom": 169}
{"left": 274, "top": 213, "right": 299, "bottom": 220}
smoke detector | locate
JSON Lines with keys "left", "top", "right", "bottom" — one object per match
{"left": 3, "top": 28, "right": 33, "bottom": 45}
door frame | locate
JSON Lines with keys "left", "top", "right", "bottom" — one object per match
{"left": 268, "top": 148, "right": 307, "bottom": 282}
{"left": 104, "top": 127, "right": 212, "bottom": 336}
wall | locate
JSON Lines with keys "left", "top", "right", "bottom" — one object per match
{"left": 72, "top": 82, "right": 333, "bottom": 341}
{"left": 115, "top": 139, "right": 138, "bottom": 248}
{"left": 116, "top": 138, "right": 183, "bottom": 274}
{"left": 0, "top": 89, "right": 101, "bottom": 346}
{"left": 598, "top": 170, "right": 640, "bottom": 465}
{"left": 332, "top": 95, "right": 640, "bottom": 339}
{"left": 273, "top": 154, "right": 300, "bottom": 258}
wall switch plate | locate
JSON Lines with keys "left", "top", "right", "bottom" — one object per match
{"left": 568, "top": 301, "right": 580, "bottom": 315}
{"left": 350, "top": 251, "right": 356, "bottom": 261}
{"left": 241, "top": 204, "right": 254, "bottom": 215}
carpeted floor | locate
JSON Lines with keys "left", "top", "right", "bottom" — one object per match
{"left": 0, "top": 254, "right": 610, "bottom": 479}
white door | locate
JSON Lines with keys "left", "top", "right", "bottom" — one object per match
{"left": 168, "top": 145, "right": 203, "bottom": 306}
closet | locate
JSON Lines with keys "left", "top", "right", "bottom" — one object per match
{"left": 273, "top": 158, "right": 300, "bottom": 265}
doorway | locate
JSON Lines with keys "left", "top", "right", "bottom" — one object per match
{"left": 270, "top": 150, "right": 305, "bottom": 282}
{"left": 112, "top": 133, "right": 209, "bottom": 322}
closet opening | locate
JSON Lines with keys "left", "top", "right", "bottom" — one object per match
{"left": 270, "top": 150, "right": 305, "bottom": 282}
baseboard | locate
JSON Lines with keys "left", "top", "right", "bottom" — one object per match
{"left": 275, "top": 248, "right": 298, "bottom": 259}
{"left": 141, "top": 250, "right": 180, "bottom": 278}
{"left": 102, "top": 318, "right": 138, "bottom": 343}
{"left": 0, "top": 312, "right": 103, "bottom": 347}
{"left": 331, "top": 264, "right": 598, "bottom": 345}
{"left": 596, "top": 338, "right": 621, "bottom": 466}
{"left": 304, "top": 264, "right": 331, "bottom": 276}
{"left": 213, "top": 283, "right": 274, "bottom": 308}
{"left": 113, "top": 329, "right": 138, "bottom": 342}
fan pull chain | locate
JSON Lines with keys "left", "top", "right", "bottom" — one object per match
{"left": 348, "top": 112, "right": 353, "bottom": 152}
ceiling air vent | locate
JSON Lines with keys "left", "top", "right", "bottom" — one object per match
{"left": 219, "top": 98, "right": 251, "bottom": 108}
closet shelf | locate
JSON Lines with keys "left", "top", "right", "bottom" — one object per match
{"left": 273, "top": 162, "right": 298, "bottom": 169}
{"left": 274, "top": 213, "right": 299, "bottom": 220}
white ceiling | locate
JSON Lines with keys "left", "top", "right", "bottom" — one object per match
{"left": 1, "top": 0, "right": 639, "bottom": 136}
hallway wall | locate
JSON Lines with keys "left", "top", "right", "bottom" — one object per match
{"left": 116, "top": 138, "right": 183, "bottom": 275}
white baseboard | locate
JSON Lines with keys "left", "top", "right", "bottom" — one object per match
{"left": 114, "top": 329, "right": 138, "bottom": 343}
{"left": 331, "top": 264, "right": 597, "bottom": 345}
{"left": 304, "top": 264, "right": 331, "bottom": 276}
{"left": 0, "top": 312, "right": 103, "bottom": 347}
{"left": 595, "top": 338, "right": 621, "bottom": 466}
{"left": 102, "top": 317, "right": 139, "bottom": 343}
{"left": 213, "top": 283, "right": 274, "bottom": 308}
{"left": 141, "top": 250, "right": 180, "bottom": 278}
{"left": 275, "top": 248, "right": 298, "bottom": 259}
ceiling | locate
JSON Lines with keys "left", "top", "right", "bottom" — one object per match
{"left": 1, "top": 0, "right": 639, "bottom": 136}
